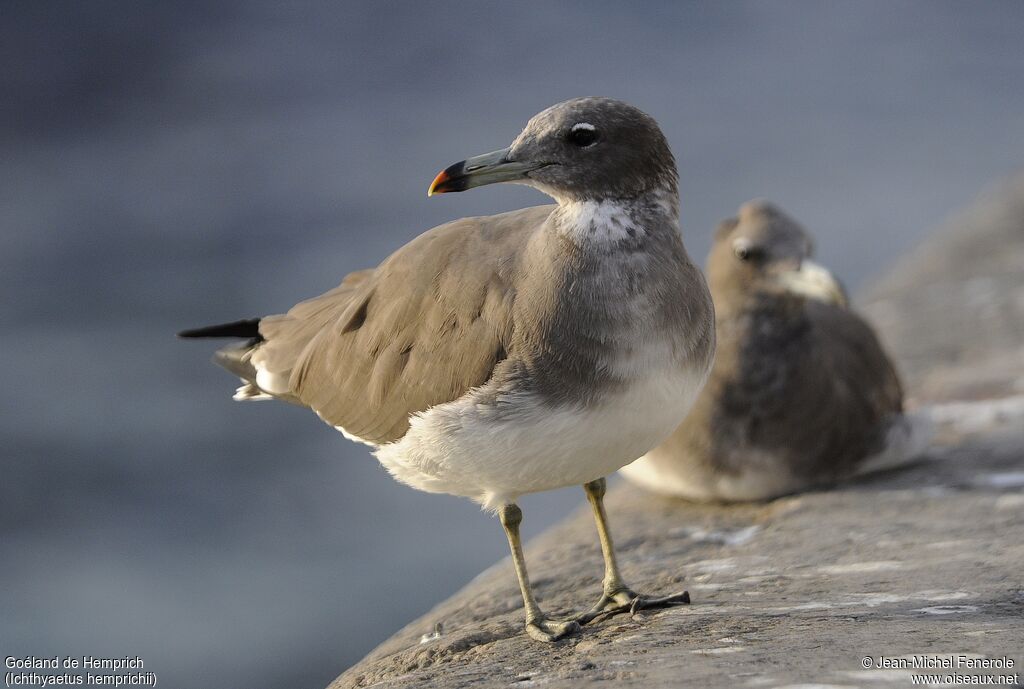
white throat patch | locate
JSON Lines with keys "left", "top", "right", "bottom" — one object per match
{"left": 557, "top": 199, "right": 642, "bottom": 244}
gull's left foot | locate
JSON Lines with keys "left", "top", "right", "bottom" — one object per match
{"left": 577, "top": 588, "right": 690, "bottom": 625}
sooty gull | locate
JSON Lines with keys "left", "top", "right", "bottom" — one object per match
{"left": 180, "top": 97, "right": 715, "bottom": 641}
{"left": 621, "top": 200, "right": 931, "bottom": 501}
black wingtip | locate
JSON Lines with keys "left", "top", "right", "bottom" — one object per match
{"left": 178, "top": 318, "right": 262, "bottom": 340}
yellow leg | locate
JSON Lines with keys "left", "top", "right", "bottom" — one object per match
{"left": 577, "top": 478, "right": 690, "bottom": 625}
{"left": 499, "top": 503, "right": 580, "bottom": 642}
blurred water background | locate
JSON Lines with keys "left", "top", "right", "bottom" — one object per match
{"left": 2, "top": 2, "right": 1022, "bottom": 688}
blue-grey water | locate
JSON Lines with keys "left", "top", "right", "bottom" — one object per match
{"left": 2, "top": 2, "right": 1022, "bottom": 688}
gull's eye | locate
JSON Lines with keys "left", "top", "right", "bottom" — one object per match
{"left": 733, "top": 241, "right": 765, "bottom": 262}
{"left": 567, "top": 123, "right": 599, "bottom": 148}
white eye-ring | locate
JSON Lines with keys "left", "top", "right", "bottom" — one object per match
{"left": 568, "top": 122, "right": 599, "bottom": 147}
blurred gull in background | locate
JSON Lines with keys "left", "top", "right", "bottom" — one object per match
{"left": 622, "top": 201, "right": 931, "bottom": 501}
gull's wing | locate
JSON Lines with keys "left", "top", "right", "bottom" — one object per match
{"left": 253, "top": 205, "right": 555, "bottom": 445}
{"left": 806, "top": 299, "right": 904, "bottom": 419}
{"left": 699, "top": 297, "right": 904, "bottom": 480}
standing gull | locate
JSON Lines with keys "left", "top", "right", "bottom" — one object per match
{"left": 621, "top": 200, "right": 930, "bottom": 501}
{"left": 180, "top": 98, "right": 715, "bottom": 641}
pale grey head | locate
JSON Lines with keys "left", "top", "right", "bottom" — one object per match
{"left": 429, "top": 97, "right": 678, "bottom": 203}
{"left": 708, "top": 200, "right": 847, "bottom": 310}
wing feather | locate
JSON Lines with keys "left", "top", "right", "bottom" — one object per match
{"left": 253, "top": 205, "right": 554, "bottom": 445}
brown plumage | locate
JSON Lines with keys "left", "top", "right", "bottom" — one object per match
{"left": 251, "top": 209, "right": 544, "bottom": 444}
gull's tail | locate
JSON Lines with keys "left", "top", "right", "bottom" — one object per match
{"left": 856, "top": 409, "right": 936, "bottom": 476}
{"left": 178, "top": 318, "right": 270, "bottom": 401}
{"left": 178, "top": 318, "right": 262, "bottom": 341}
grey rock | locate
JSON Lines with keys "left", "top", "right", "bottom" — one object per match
{"left": 329, "top": 178, "right": 1024, "bottom": 688}
{"left": 859, "top": 173, "right": 1024, "bottom": 403}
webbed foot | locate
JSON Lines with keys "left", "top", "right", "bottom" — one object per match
{"left": 525, "top": 616, "right": 581, "bottom": 642}
{"left": 577, "top": 587, "right": 690, "bottom": 625}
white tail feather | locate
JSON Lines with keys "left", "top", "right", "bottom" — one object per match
{"left": 233, "top": 382, "right": 273, "bottom": 401}
{"left": 857, "top": 409, "right": 936, "bottom": 476}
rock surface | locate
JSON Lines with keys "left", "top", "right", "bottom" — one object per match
{"left": 329, "top": 179, "right": 1024, "bottom": 689}
{"left": 860, "top": 174, "right": 1024, "bottom": 403}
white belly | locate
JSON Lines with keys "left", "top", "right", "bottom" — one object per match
{"left": 620, "top": 447, "right": 802, "bottom": 502}
{"left": 373, "top": 362, "right": 708, "bottom": 511}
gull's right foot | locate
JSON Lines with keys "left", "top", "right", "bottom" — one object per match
{"left": 525, "top": 616, "right": 580, "bottom": 642}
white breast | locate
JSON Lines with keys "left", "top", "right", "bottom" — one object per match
{"left": 373, "top": 356, "right": 709, "bottom": 511}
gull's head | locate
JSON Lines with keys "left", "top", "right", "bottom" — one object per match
{"left": 708, "top": 200, "right": 848, "bottom": 308}
{"left": 429, "top": 97, "right": 677, "bottom": 203}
